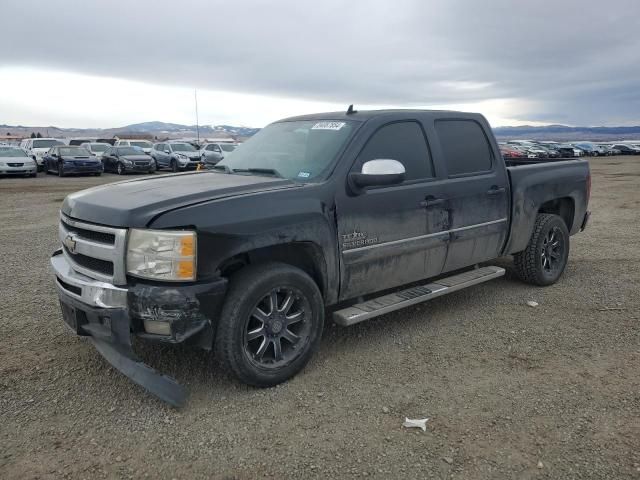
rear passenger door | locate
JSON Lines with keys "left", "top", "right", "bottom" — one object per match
{"left": 432, "top": 119, "right": 509, "bottom": 272}
{"left": 336, "top": 120, "right": 449, "bottom": 300}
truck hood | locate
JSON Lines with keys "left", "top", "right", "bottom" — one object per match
{"left": 62, "top": 171, "right": 300, "bottom": 228}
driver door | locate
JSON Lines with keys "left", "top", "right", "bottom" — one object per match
{"left": 336, "top": 121, "right": 449, "bottom": 300}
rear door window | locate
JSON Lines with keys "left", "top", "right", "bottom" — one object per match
{"left": 357, "top": 121, "right": 434, "bottom": 182}
{"left": 435, "top": 120, "right": 493, "bottom": 176}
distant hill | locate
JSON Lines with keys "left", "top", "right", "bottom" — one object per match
{"left": 0, "top": 121, "right": 261, "bottom": 141}
{"left": 3, "top": 121, "right": 640, "bottom": 142}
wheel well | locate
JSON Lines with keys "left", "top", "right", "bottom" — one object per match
{"left": 539, "top": 197, "right": 574, "bottom": 230}
{"left": 218, "top": 243, "right": 327, "bottom": 296}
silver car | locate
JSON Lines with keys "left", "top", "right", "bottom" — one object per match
{"left": 0, "top": 146, "right": 37, "bottom": 177}
{"left": 200, "top": 142, "right": 238, "bottom": 165}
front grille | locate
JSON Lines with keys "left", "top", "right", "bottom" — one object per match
{"left": 64, "top": 246, "right": 114, "bottom": 275}
{"left": 61, "top": 218, "right": 115, "bottom": 244}
{"left": 134, "top": 161, "right": 149, "bottom": 166}
{"left": 7, "top": 163, "right": 24, "bottom": 167}
{"left": 59, "top": 213, "right": 127, "bottom": 284}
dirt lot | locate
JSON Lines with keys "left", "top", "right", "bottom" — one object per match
{"left": 1, "top": 157, "right": 639, "bottom": 479}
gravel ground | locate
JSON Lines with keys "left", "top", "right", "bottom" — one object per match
{"left": 1, "top": 157, "right": 639, "bottom": 479}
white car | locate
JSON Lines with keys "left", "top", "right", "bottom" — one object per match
{"left": 80, "top": 142, "right": 111, "bottom": 157}
{"left": 114, "top": 139, "right": 153, "bottom": 154}
{"left": 0, "top": 146, "right": 37, "bottom": 177}
{"left": 20, "top": 138, "right": 64, "bottom": 171}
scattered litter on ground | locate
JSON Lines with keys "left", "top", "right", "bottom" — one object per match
{"left": 527, "top": 301, "right": 539, "bottom": 307}
{"left": 402, "top": 417, "right": 429, "bottom": 431}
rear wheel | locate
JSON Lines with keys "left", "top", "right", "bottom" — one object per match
{"left": 214, "top": 263, "right": 324, "bottom": 387}
{"left": 514, "top": 213, "right": 570, "bottom": 286}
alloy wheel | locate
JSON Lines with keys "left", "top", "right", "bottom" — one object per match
{"left": 243, "top": 287, "right": 311, "bottom": 369}
{"left": 541, "top": 226, "right": 564, "bottom": 274}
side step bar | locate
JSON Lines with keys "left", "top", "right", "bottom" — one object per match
{"left": 333, "top": 266, "right": 505, "bottom": 326}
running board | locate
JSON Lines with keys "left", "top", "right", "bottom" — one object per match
{"left": 333, "top": 266, "right": 505, "bottom": 326}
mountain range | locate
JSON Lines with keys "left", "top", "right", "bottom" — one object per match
{"left": 2, "top": 121, "right": 640, "bottom": 142}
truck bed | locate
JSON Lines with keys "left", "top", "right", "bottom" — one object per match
{"left": 503, "top": 158, "right": 590, "bottom": 255}
{"left": 504, "top": 157, "right": 583, "bottom": 167}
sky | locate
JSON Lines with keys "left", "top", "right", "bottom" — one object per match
{"left": 1, "top": 0, "right": 639, "bottom": 129}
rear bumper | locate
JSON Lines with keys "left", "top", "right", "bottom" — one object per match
{"left": 50, "top": 249, "right": 228, "bottom": 406}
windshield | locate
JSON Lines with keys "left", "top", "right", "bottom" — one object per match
{"left": 60, "top": 147, "right": 91, "bottom": 156}
{"left": 90, "top": 144, "right": 109, "bottom": 152}
{"left": 117, "top": 147, "right": 142, "bottom": 155}
{"left": 171, "top": 143, "right": 197, "bottom": 152}
{"left": 218, "top": 120, "right": 357, "bottom": 181}
{"left": 131, "top": 141, "right": 152, "bottom": 148}
{"left": 33, "top": 139, "right": 62, "bottom": 148}
{"left": 0, "top": 148, "right": 27, "bottom": 157}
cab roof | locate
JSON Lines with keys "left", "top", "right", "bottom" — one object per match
{"left": 278, "top": 108, "right": 481, "bottom": 123}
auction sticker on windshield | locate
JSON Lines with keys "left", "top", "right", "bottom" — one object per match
{"left": 311, "top": 121, "right": 346, "bottom": 130}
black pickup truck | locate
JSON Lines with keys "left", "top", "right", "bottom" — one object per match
{"left": 51, "top": 109, "right": 591, "bottom": 406}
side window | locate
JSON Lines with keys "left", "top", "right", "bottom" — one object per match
{"left": 435, "top": 120, "right": 493, "bottom": 176}
{"left": 356, "top": 121, "right": 433, "bottom": 182}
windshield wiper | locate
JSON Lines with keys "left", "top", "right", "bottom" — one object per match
{"left": 231, "top": 167, "right": 284, "bottom": 178}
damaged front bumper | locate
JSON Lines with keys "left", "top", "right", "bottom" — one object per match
{"left": 50, "top": 250, "right": 227, "bottom": 407}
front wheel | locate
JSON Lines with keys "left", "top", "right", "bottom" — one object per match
{"left": 513, "top": 213, "right": 570, "bottom": 286}
{"left": 170, "top": 159, "right": 178, "bottom": 172}
{"left": 214, "top": 263, "right": 325, "bottom": 387}
{"left": 116, "top": 162, "right": 125, "bottom": 175}
{"left": 57, "top": 163, "right": 65, "bottom": 177}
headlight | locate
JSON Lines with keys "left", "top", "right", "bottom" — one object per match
{"left": 126, "top": 229, "right": 196, "bottom": 281}
{"left": 122, "top": 159, "right": 132, "bottom": 165}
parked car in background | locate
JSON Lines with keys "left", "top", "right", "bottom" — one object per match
{"left": 69, "top": 139, "right": 97, "bottom": 146}
{"left": 114, "top": 139, "right": 153, "bottom": 154}
{"left": 499, "top": 145, "right": 526, "bottom": 158}
{"left": 612, "top": 144, "right": 640, "bottom": 155}
{"left": 556, "top": 144, "right": 583, "bottom": 157}
{"left": 80, "top": 142, "right": 111, "bottom": 157}
{"left": 43, "top": 146, "right": 103, "bottom": 177}
{"left": 0, "top": 146, "right": 37, "bottom": 177}
{"left": 535, "top": 145, "right": 561, "bottom": 158}
{"left": 101, "top": 146, "right": 155, "bottom": 175}
{"left": 151, "top": 141, "right": 203, "bottom": 172}
{"left": 597, "top": 144, "right": 620, "bottom": 155}
{"left": 200, "top": 142, "right": 238, "bottom": 166}
{"left": 20, "top": 138, "right": 64, "bottom": 171}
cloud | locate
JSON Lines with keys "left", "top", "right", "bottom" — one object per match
{"left": 1, "top": 0, "right": 639, "bottom": 126}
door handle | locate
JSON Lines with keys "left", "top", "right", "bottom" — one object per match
{"left": 420, "top": 196, "right": 445, "bottom": 208}
{"left": 486, "top": 186, "right": 506, "bottom": 196}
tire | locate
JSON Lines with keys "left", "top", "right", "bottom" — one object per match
{"left": 513, "top": 213, "right": 570, "bottom": 286}
{"left": 214, "top": 262, "right": 325, "bottom": 387}
{"left": 170, "top": 159, "right": 178, "bottom": 173}
{"left": 30, "top": 172, "right": 37, "bottom": 178}
{"left": 57, "top": 163, "right": 65, "bottom": 177}
{"left": 116, "top": 162, "right": 125, "bottom": 175}
{"left": 95, "top": 172, "right": 102, "bottom": 176}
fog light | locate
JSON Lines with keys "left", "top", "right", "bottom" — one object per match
{"left": 143, "top": 319, "right": 172, "bottom": 335}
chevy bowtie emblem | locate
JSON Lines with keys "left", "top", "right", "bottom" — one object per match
{"left": 63, "top": 234, "right": 77, "bottom": 254}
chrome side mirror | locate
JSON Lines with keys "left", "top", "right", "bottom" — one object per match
{"left": 349, "top": 159, "right": 406, "bottom": 191}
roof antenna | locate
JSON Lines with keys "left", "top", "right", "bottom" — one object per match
{"left": 346, "top": 104, "right": 357, "bottom": 115}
